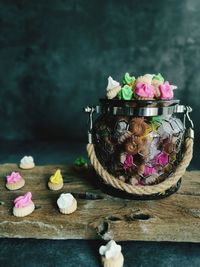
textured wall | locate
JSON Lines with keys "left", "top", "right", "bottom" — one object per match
{"left": 0, "top": 0, "right": 199, "bottom": 141}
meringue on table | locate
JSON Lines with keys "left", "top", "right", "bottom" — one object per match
{"left": 48, "top": 169, "right": 63, "bottom": 191}
{"left": 13, "top": 192, "right": 35, "bottom": 217}
{"left": 99, "top": 240, "right": 124, "bottom": 267}
{"left": 20, "top": 156, "right": 35, "bottom": 170}
{"left": 57, "top": 193, "right": 77, "bottom": 214}
{"left": 6, "top": 171, "right": 25, "bottom": 190}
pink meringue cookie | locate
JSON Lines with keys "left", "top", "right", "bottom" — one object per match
{"left": 6, "top": 172, "right": 22, "bottom": 184}
{"left": 135, "top": 82, "right": 154, "bottom": 98}
{"left": 143, "top": 166, "right": 157, "bottom": 176}
{"left": 159, "top": 81, "right": 174, "bottom": 100}
{"left": 154, "top": 152, "right": 169, "bottom": 166}
{"left": 123, "top": 154, "right": 134, "bottom": 170}
{"left": 14, "top": 192, "right": 33, "bottom": 208}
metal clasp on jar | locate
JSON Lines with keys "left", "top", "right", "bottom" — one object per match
{"left": 84, "top": 106, "right": 96, "bottom": 144}
{"left": 184, "top": 106, "right": 194, "bottom": 139}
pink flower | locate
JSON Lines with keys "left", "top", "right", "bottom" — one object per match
{"left": 143, "top": 166, "right": 157, "bottom": 177}
{"left": 123, "top": 154, "right": 134, "bottom": 170}
{"left": 159, "top": 81, "right": 174, "bottom": 100}
{"left": 154, "top": 152, "right": 169, "bottom": 166}
{"left": 135, "top": 82, "right": 154, "bottom": 98}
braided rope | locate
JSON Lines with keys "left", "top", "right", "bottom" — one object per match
{"left": 87, "top": 136, "right": 193, "bottom": 196}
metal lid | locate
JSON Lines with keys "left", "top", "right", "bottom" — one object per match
{"left": 95, "top": 99, "right": 182, "bottom": 117}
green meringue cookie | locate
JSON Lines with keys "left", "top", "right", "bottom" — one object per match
{"left": 153, "top": 73, "right": 164, "bottom": 83}
{"left": 118, "top": 85, "right": 133, "bottom": 100}
{"left": 74, "top": 157, "right": 88, "bottom": 166}
{"left": 122, "top": 72, "right": 135, "bottom": 85}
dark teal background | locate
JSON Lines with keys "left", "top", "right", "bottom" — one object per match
{"left": 0, "top": 2, "right": 200, "bottom": 266}
{"left": 0, "top": 0, "right": 199, "bottom": 142}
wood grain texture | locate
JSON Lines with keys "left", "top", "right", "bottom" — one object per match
{"left": 0, "top": 164, "right": 200, "bottom": 242}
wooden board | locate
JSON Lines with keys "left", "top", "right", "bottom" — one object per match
{"left": 0, "top": 164, "right": 200, "bottom": 242}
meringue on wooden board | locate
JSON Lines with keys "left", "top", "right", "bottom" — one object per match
{"left": 48, "top": 169, "right": 63, "bottom": 191}
{"left": 6, "top": 171, "right": 25, "bottom": 190}
{"left": 57, "top": 193, "right": 77, "bottom": 214}
{"left": 20, "top": 156, "right": 35, "bottom": 170}
{"left": 13, "top": 192, "right": 35, "bottom": 217}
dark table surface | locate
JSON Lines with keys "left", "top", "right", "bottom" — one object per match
{"left": 0, "top": 141, "right": 199, "bottom": 267}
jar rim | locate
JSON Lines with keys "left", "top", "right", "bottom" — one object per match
{"left": 99, "top": 99, "right": 180, "bottom": 108}
{"left": 96, "top": 99, "right": 181, "bottom": 117}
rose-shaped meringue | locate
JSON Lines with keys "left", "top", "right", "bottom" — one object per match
{"left": 6, "top": 172, "right": 22, "bottom": 184}
{"left": 122, "top": 72, "right": 135, "bottom": 85}
{"left": 123, "top": 154, "right": 134, "bottom": 170}
{"left": 159, "top": 81, "right": 174, "bottom": 100}
{"left": 14, "top": 192, "right": 33, "bottom": 208}
{"left": 107, "top": 76, "right": 120, "bottom": 91}
{"left": 154, "top": 151, "right": 169, "bottom": 166}
{"left": 135, "top": 82, "right": 154, "bottom": 98}
{"left": 118, "top": 85, "right": 133, "bottom": 100}
{"left": 99, "top": 240, "right": 122, "bottom": 259}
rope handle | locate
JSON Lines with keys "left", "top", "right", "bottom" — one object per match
{"left": 87, "top": 130, "right": 194, "bottom": 196}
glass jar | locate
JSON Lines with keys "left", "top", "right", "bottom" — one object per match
{"left": 85, "top": 99, "right": 193, "bottom": 199}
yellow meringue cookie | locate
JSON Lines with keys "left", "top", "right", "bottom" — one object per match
{"left": 50, "top": 169, "right": 63, "bottom": 184}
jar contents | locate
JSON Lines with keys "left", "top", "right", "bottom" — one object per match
{"left": 93, "top": 114, "right": 184, "bottom": 185}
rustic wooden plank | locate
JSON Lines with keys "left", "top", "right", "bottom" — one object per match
{"left": 0, "top": 164, "right": 200, "bottom": 242}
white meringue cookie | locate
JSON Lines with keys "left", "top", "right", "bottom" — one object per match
{"left": 99, "top": 240, "right": 121, "bottom": 259}
{"left": 57, "top": 193, "right": 77, "bottom": 214}
{"left": 20, "top": 156, "right": 35, "bottom": 169}
{"left": 57, "top": 193, "right": 74, "bottom": 209}
{"left": 107, "top": 76, "right": 120, "bottom": 91}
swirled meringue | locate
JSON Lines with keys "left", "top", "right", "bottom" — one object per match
{"left": 107, "top": 76, "right": 120, "bottom": 91}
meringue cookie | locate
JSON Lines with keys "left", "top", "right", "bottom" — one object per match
{"left": 122, "top": 72, "right": 135, "bottom": 85}
{"left": 48, "top": 169, "right": 63, "bottom": 191}
{"left": 99, "top": 240, "right": 124, "bottom": 267}
{"left": 118, "top": 85, "right": 133, "bottom": 100}
{"left": 13, "top": 192, "right": 35, "bottom": 217}
{"left": 159, "top": 81, "right": 174, "bottom": 100}
{"left": 135, "top": 82, "right": 154, "bottom": 98}
{"left": 6, "top": 171, "right": 25, "bottom": 190}
{"left": 107, "top": 76, "right": 120, "bottom": 91}
{"left": 20, "top": 156, "right": 35, "bottom": 170}
{"left": 57, "top": 193, "right": 77, "bottom": 214}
